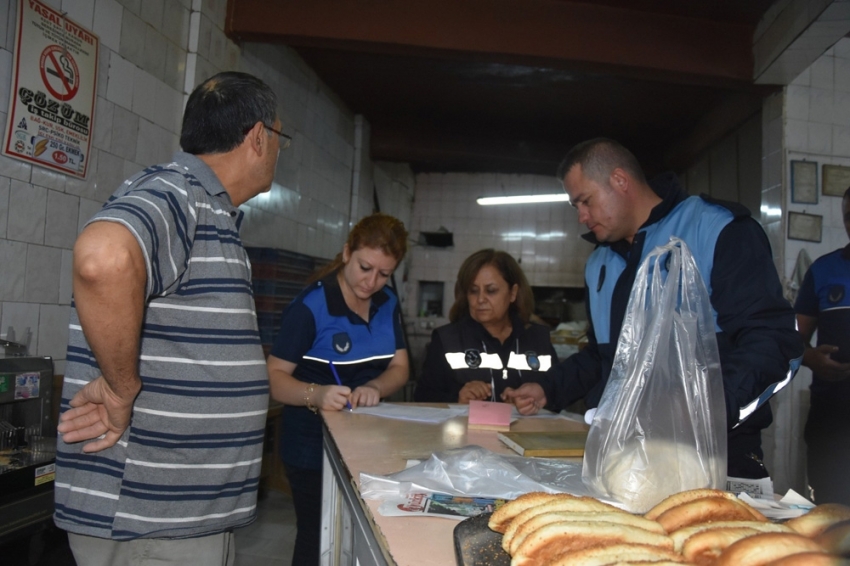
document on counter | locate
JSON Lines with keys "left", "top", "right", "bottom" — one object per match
{"left": 352, "top": 403, "right": 468, "bottom": 423}
{"left": 352, "top": 403, "right": 573, "bottom": 423}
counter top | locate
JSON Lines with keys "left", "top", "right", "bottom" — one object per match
{"left": 321, "top": 404, "right": 588, "bottom": 565}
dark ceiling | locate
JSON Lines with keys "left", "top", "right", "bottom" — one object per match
{"left": 226, "top": 0, "right": 781, "bottom": 177}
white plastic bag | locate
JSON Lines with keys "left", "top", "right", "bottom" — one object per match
{"left": 582, "top": 237, "right": 727, "bottom": 512}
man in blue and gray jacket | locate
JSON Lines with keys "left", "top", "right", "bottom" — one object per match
{"left": 503, "top": 137, "right": 803, "bottom": 479}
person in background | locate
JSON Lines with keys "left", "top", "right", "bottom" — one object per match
{"left": 794, "top": 186, "right": 850, "bottom": 505}
{"left": 413, "top": 249, "right": 557, "bottom": 404}
{"left": 502, "top": 138, "right": 803, "bottom": 480}
{"left": 266, "top": 213, "right": 409, "bottom": 564}
{"left": 55, "top": 72, "right": 285, "bottom": 565}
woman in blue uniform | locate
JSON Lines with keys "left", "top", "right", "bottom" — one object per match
{"left": 266, "top": 213, "right": 409, "bottom": 564}
{"left": 413, "top": 249, "right": 556, "bottom": 405}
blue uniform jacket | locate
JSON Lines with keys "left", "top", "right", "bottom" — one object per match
{"left": 541, "top": 173, "right": 803, "bottom": 476}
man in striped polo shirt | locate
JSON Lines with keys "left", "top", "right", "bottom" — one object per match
{"left": 54, "top": 72, "right": 287, "bottom": 565}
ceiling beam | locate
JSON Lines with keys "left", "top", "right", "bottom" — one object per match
{"left": 754, "top": 0, "right": 850, "bottom": 84}
{"left": 226, "top": 0, "right": 755, "bottom": 87}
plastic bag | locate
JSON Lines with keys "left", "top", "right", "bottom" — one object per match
{"left": 360, "top": 445, "right": 598, "bottom": 502}
{"left": 582, "top": 237, "right": 727, "bottom": 513}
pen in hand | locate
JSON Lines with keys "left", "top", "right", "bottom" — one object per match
{"left": 328, "top": 361, "right": 352, "bottom": 411}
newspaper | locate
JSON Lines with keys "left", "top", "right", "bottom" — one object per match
{"left": 377, "top": 492, "right": 507, "bottom": 521}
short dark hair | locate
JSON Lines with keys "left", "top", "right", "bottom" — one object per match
{"left": 844, "top": 186, "right": 850, "bottom": 199}
{"left": 180, "top": 72, "right": 278, "bottom": 155}
{"left": 556, "top": 137, "right": 646, "bottom": 185}
{"left": 449, "top": 249, "right": 534, "bottom": 324}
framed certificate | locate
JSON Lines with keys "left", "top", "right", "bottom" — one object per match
{"left": 790, "top": 160, "right": 818, "bottom": 204}
{"left": 822, "top": 164, "right": 850, "bottom": 197}
{"left": 787, "top": 211, "right": 822, "bottom": 243}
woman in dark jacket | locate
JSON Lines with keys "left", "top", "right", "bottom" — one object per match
{"left": 414, "top": 249, "right": 557, "bottom": 404}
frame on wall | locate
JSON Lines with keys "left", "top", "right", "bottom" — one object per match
{"left": 822, "top": 164, "right": 850, "bottom": 197}
{"left": 788, "top": 211, "right": 823, "bottom": 243}
{"left": 790, "top": 160, "right": 818, "bottom": 204}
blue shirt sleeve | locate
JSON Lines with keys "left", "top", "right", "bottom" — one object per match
{"left": 270, "top": 299, "right": 317, "bottom": 363}
{"left": 794, "top": 267, "right": 818, "bottom": 317}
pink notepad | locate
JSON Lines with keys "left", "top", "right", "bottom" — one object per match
{"left": 467, "top": 400, "right": 512, "bottom": 431}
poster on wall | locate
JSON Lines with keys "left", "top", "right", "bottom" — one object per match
{"left": 2, "top": 0, "right": 99, "bottom": 178}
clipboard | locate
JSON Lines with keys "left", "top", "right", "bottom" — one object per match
{"left": 497, "top": 431, "right": 588, "bottom": 457}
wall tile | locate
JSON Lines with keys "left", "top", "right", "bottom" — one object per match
{"left": 785, "top": 84, "right": 809, "bottom": 121}
{"left": 119, "top": 9, "right": 146, "bottom": 69}
{"left": 94, "top": 151, "right": 126, "bottom": 202}
{"left": 131, "top": 67, "right": 157, "bottom": 123}
{"left": 93, "top": 96, "right": 114, "bottom": 150}
{"left": 836, "top": 55, "right": 850, "bottom": 92}
{"left": 45, "top": 191, "right": 80, "bottom": 249}
{"left": 64, "top": 150, "right": 99, "bottom": 200}
{"left": 59, "top": 249, "right": 73, "bottom": 305}
{"left": 833, "top": 125, "right": 850, "bottom": 156}
{"left": 153, "top": 80, "right": 182, "bottom": 134}
{"left": 8, "top": 180, "right": 46, "bottom": 244}
{"left": 62, "top": 0, "right": 95, "bottom": 28}
{"left": 142, "top": 26, "right": 167, "bottom": 82}
{"left": 785, "top": 119, "right": 808, "bottom": 152}
{"left": 37, "top": 304, "right": 70, "bottom": 359}
{"left": 0, "top": 0, "right": 8, "bottom": 49}
{"left": 115, "top": 0, "right": 140, "bottom": 16}
{"left": 808, "top": 122, "right": 833, "bottom": 153}
{"left": 25, "top": 244, "right": 61, "bottom": 303}
{"left": 0, "top": 47, "right": 11, "bottom": 114}
{"left": 30, "top": 167, "right": 66, "bottom": 192}
{"left": 0, "top": 240, "right": 26, "bottom": 301}
{"left": 93, "top": 0, "right": 123, "bottom": 52}
{"left": 96, "top": 44, "right": 110, "bottom": 100}
{"left": 163, "top": 41, "right": 186, "bottom": 93}
{"left": 140, "top": 0, "right": 164, "bottom": 29}
{"left": 809, "top": 52, "right": 834, "bottom": 89}
{"left": 111, "top": 102, "right": 140, "bottom": 160}
{"left": 809, "top": 87, "right": 835, "bottom": 124}
{"left": 136, "top": 119, "right": 177, "bottom": 166}
{"left": 161, "top": 1, "right": 189, "bottom": 47}
{"left": 202, "top": 0, "right": 228, "bottom": 31}
{"left": 0, "top": 152, "right": 32, "bottom": 182}
{"left": 0, "top": 302, "right": 40, "bottom": 355}
{"left": 106, "top": 52, "right": 135, "bottom": 110}
{"left": 0, "top": 176, "right": 8, "bottom": 238}
{"left": 78, "top": 198, "right": 103, "bottom": 233}
{"left": 834, "top": 90, "right": 850, "bottom": 126}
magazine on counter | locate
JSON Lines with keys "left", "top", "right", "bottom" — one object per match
{"left": 377, "top": 492, "right": 507, "bottom": 520}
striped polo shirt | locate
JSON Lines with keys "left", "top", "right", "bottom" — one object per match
{"left": 54, "top": 152, "right": 269, "bottom": 540}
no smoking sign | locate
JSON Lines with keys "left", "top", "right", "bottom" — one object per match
{"left": 39, "top": 45, "right": 79, "bottom": 101}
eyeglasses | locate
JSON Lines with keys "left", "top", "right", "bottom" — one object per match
{"left": 244, "top": 123, "right": 292, "bottom": 150}
{"left": 264, "top": 125, "right": 292, "bottom": 150}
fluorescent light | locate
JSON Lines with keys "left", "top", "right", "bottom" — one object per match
{"left": 477, "top": 194, "right": 570, "bottom": 205}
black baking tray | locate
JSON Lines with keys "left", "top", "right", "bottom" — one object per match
{"left": 453, "top": 512, "right": 510, "bottom": 566}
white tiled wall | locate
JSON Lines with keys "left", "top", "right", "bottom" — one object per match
{"left": 408, "top": 172, "right": 593, "bottom": 319}
{"left": 784, "top": 38, "right": 850, "bottom": 277}
{"left": 0, "top": 0, "right": 414, "bottom": 371}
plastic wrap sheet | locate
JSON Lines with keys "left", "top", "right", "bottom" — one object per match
{"left": 360, "top": 445, "right": 592, "bottom": 502}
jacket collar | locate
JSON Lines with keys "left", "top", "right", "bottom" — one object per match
{"left": 323, "top": 272, "right": 389, "bottom": 322}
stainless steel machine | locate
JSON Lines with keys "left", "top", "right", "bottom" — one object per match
{"left": 0, "top": 339, "right": 56, "bottom": 544}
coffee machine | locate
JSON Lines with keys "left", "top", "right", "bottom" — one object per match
{"left": 0, "top": 335, "right": 56, "bottom": 544}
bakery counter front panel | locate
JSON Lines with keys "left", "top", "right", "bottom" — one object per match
{"left": 319, "top": 404, "right": 588, "bottom": 566}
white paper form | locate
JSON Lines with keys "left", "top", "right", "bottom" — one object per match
{"left": 352, "top": 403, "right": 467, "bottom": 423}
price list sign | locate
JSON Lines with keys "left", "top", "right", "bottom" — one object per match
{"left": 3, "top": 0, "right": 99, "bottom": 178}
